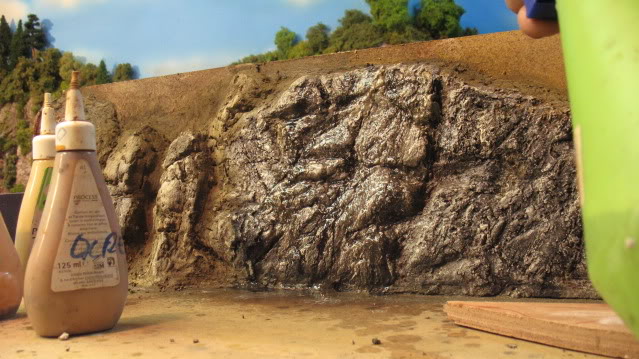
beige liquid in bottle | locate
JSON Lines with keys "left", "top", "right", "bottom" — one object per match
{"left": 0, "top": 214, "right": 23, "bottom": 320}
{"left": 15, "top": 93, "right": 56, "bottom": 272}
{"left": 24, "top": 72, "right": 127, "bottom": 337}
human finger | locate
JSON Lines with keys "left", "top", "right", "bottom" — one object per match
{"left": 505, "top": 0, "right": 524, "bottom": 14}
{"left": 517, "top": 5, "right": 560, "bottom": 38}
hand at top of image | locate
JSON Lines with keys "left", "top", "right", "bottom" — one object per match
{"left": 505, "top": 0, "right": 559, "bottom": 38}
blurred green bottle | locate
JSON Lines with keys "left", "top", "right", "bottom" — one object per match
{"left": 557, "top": 0, "right": 639, "bottom": 338}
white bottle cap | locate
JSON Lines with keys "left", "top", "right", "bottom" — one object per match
{"left": 32, "top": 93, "right": 56, "bottom": 160}
{"left": 56, "top": 72, "right": 96, "bottom": 152}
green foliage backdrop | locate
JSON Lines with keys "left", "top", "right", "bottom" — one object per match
{"left": 0, "top": 13, "right": 138, "bottom": 191}
{"left": 235, "top": 0, "right": 476, "bottom": 64}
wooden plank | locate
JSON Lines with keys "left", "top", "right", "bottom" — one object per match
{"left": 444, "top": 301, "right": 639, "bottom": 358}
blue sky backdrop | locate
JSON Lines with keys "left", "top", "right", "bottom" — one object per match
{"left": 0, "top": 0, "right": 518, "bottom": 78}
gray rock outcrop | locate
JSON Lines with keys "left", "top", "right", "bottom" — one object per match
{"left": 91, "top": 62, "right": 593, "bottom": 298}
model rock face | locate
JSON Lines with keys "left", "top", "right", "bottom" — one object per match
{"left": 0, "top": 214, "right": 22, "bottom": 320}
{"left": 88, "top": 59, "right": 591, "bottom": 299}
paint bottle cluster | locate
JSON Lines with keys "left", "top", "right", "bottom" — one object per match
{"left": 0, "top": 72, "right": 128, "bottom": 337}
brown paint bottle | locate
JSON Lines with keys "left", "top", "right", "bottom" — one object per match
{"left": 24, "top": 72, "right": 128, "bottom": 337}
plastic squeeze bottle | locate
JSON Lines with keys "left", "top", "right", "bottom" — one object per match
{"left": 24, "top": 72, "right": 128, "bottom": 337}
{"left": 15, "top": 93, "right": 57, "bottom": 272}
{"left": 555, "top": 0, "right": 639, "bottom": 339}
{"left": 0, "top": 213, "right": 23, "bottom": 320}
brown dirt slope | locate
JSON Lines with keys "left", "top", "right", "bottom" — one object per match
{"left": 83, "top": 31, "right": 566, "bottom": 142}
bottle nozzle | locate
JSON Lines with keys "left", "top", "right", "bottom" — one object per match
{"left": 44, "top": 93, "right": 52, "bottom": 107}
{"left": 33, "top": 92, "right": 57, "bottom": 159}
{"left": 58, "top": 77, "right": 95, "bottom": 151}
{"left": 65, "top": 73, "right": 86, "bottom": 122}
{"left": 40, "top": 92, "right": 56, "bottom": 135}
{"left": 70, "top": 71, "right": 80, "bottom": 89}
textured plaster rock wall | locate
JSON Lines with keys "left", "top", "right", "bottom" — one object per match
{"left": 83, "top": 60, "right": 595, "bottom": 298}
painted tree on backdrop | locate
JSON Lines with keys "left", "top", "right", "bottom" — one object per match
{"left": 0, "top": 12, "right": 140, "bottom": 192}
{"left": 416, "top": 0, "right": 478, "bottom": 38}
{"left": 23, "top": 14, "right": 47, "bottom": 55}
{"left": 306, "top": 23, "right": 330, "bottom": 54}
{"left": 368, "top": 0, "right": 411, "bottom": 32}
{"left": 0, "top": 12, "right": 139, "bottom": 107}
{"left": 6, "top": 15, "right": 47, "bottom": 70}
{"left": 0, "top": 16, "right": 12, "bottom": 73}
{"left": 236, "top": 0, "right": 477, "bottom": 64}
{"left": 96, "top": 60, "right": 111, "bottom": 84}
{"left": 9, "top": 20, "right": 26, "bottom": 69}
{"left": 275, "top": 27, "right": 298, "bottom": 59}
{"left": 324, "top": 10, "right": 382, "bottom": 53}
{"left": 112, "top": 63, "right": 135, "bottom": 82}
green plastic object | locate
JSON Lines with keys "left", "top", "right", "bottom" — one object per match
{"left": 557, "top": 0, "right": 639, "bottom": 338}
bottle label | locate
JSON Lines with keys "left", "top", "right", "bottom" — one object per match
{"left": 30, "top": 166, "right": 53, "bottom": 242}
{"left": 51, "top": 159, "right": 122, "bottom": 292}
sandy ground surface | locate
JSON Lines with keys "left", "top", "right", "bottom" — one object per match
{"left": 0, "top": 290, "right": 602, "bottom": 359}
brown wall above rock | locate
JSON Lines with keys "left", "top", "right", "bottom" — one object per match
{"left": 83, "top": 31, "right": 567, "bottom": 142}
{"left": 79, "top": 32, "right": 595, "bottom": 298}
